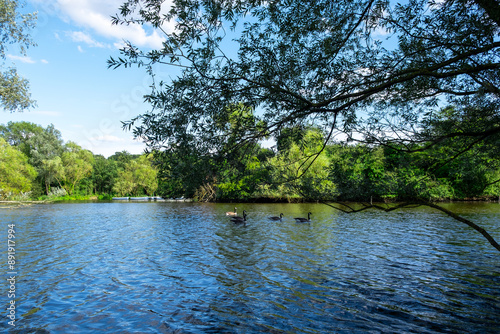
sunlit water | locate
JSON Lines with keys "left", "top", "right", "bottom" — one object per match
{"left": 1, "top": 202, "right": 499, "bottom": 333}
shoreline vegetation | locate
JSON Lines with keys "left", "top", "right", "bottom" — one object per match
{"left": 1, "top": 196, "right": 499, "bottom": 204}
{"left": 1, "top": 121, "right": 500, "bottom": 205}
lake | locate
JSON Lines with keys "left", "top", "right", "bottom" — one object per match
{"left": 1, "top": 201, "right": 499, "bottom": 333}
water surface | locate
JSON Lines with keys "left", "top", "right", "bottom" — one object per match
{"left": 1, "top": 202, "right": 499, "bottom": 333}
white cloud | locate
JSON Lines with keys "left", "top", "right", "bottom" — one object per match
{"left": 32, "top": 110, "right": 62, "bottom": 116}
{"left": 6, "top": 54, "right": 37, "bottom": 64}
{"left": 79, "top": 134, "right": 146, "bottom": 157}
{"left": 6, "top": 55, "right": 49, "bottom": 64}
{"left": 68, "top": 31, "right": 109, "bottom": 48}
{"left": 373, "top": 26, "right": 390, "bottom": 37}
{"left": 92, "top": 135, "right": 125, "bottom": 143}
{"left": 36, "top": 0, "right": 173, "bottom": 49}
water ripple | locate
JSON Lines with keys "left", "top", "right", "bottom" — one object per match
{"left": 1, "top": 202, "right": 499, "bottom": 333}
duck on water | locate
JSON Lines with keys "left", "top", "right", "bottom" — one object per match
{"left": 231, "top": 210, "right": 247, "bottom": 224}
{"left": 269, "top": 213, "right": 284, "bottom": 221}
{"left": 226, "top": 207, "right": 238, "bottom": 216}
{"left": 294, "top": 212, "right": 312, "bottom": 222}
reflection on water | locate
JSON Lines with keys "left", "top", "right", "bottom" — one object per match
{"left": 1, "top": 202, "right": 499, "bottom": 333}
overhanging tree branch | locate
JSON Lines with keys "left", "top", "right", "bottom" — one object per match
{"left": 422, "top": 199, "right": 500, "bottom": 252}
{"left": 321, "top": 199, "right": 500, "bottom": 252}
{"left": 111, "top": 0, "right": 500, "bottom": 252}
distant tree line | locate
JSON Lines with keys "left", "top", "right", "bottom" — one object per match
{"left": 0, "top": 121, "right": 158, "bottom": 200}
{"left": 109, "top": 0, "right": 500, "bottom": 202}
{"left": 153, "top": 104, "right": 500, "bottom": 203}
{"left": 1, "top": 116, "right": 499, "bottom": 202}
{"left": 106, "top": 0, "right": 500, "bottom": 252}
{"left": 0, "top": 0, "right": 37, "bottom": 112}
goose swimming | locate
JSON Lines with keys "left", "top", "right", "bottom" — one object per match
{"left": 294, "top": 212, "right": 311, "bottom": 222}
{"left": 269, "top": 213, "right": 284, "bottom": 221}
{"left": 231, "top": 210, "right": 247, "bottom": 223}
{"left": 226, "top": 207, "right": 238, "bottom": 216}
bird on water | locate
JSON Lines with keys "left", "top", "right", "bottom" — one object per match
{"left": 294, "top": 212, "right": 312, "bottom": 222}
{"left": 231, "top": 210, "right": 247, "bottom": 223}
{"left": 226, "top": 207, "right": 238, "bottom": 216}
{"left": 269, "top": 213, "right": 284, "bottom": 221}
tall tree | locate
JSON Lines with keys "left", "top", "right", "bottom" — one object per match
{"left": 0, "top": 122, "right": 65, "bottom": 194}
{"left": 110, "top": 0, "right": 499, "bottom": 154}
{"left": 91, "top": 155, "right": 118, "bottom": 194}
{"left": 40, "top": 156, "right": 65, "bottom": 194}
{"left": 416, "top": 104, "right": 500, "bottom": 197}
{"left": 133, "top": 155, "right": 158, "bottom": 196}
{"left": 0, "top": 0, "right": 37, "bottom": 112}
{"left": 26, "top": 124, "right": 64, "bottom": 194}
{"left": 112, "top": 154, "right": 158, "bottom": 196}
{"left": 108, "top": 151, "right": 140, "bottom": 170}
{"left": 265, "top": 128, "right": 336, "bottom": 201}
{"left": 60, "top": 142, "right": 94, "bottom": 195}
{"left": 0, "top": 137, "right": 36, "bottom": 198}
{"left": 0, "top": 121, "right": 44, "bottom": 156}
{"left": 110, "top": 0, "right": 500, "bottom": 250}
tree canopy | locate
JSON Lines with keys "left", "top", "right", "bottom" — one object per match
{"left": 109, "top": 0, "right": 499, "bottom": 157}
{"left": 0, "top": 0, "right": 37, "bottom": 112}
{"left": 0, "top": 137, "right": 36, "bottom": 198}
{"left": 109, "top": 0, "right": 500, "bottom": 251}
{"left": 0, "top": 122, "right": 162, "bottom": 199}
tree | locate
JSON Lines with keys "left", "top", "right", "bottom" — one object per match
{"left": 217, "top": 145, "right": 271, "bottom": 201}
{"left": 0, "top": 121, "right": 44, "bottom": 156}
{"left": 91, "top": 155, "right": 118, "bottom": 194}
{"left": 110, "top": 0, "right": 499, "bottom": 152}
{"left": 132, "top": 155, "right": 158, "bottom": 196}
{"left": 264, "top": 128, "right": 337, "bottom": 201}
{"left": 112, "top": 168, "right": 135, "bottom": 196}
{"left": 151, "top": 102, "right": 265, "bottom": 200}
{"left": 0, "top": 137, "right": 36, "bottom": 198}
{"left": 108, "top": 151, "right": 140, "bottom": 170}
{"left": 60, "top": 142, "right": 94, "bottom": 195}
{"left": 416, "top": 105, "right": 500, "bottom": 198}
{"left": 327, "top": 144, "right": 388, "bottom": 201}
{"left": 27, "top": 124, "right": 65, "bottom": 194}
{"left": 110, "top": 0, "right": 500, "bottom": 250}
{"left": 0, "top": 122, "right": 65, "bottom": 194}
{"left": 0, "top": 0, "right": 37, "bottom": 112}
{"left": 327, "top": 143, "right": 456, "bottom": 202}
{"left": 112, "top": 154, "right": 158, "bottom": 196}
{"left": 40, "top": 156, "right": 65, "bottom": 193}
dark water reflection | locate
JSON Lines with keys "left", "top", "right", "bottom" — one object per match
{"left": 1, "top": 202, "right": 499, "bottom": 333}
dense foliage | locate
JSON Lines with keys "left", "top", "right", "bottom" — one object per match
{"left": 1, "top": 120, "right": 499, "bottom": 202}
{"left": 109, "top": 0, "right": 499, "bottom": 173}
{"left": 159, "top": 120, "right": 500, "bottom": 203}
{"left": 106, "top": 0, "right": 500, "bottom": 251}
{"left": 0, "top": 137, "right": 36, "bottom": 197}
{"left": 0, "top": 0, "right": 37, "bottom": 112}
{"left": 0, "top": 122, "right": 158, "bottom": 200}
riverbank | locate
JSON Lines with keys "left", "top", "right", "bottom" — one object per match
{"left": 1, "top": 196, "right": 499, "bottom": 205}
{"left": 2, "top": 193, "right": 500, "bottom": 205}
{"left": 211, "top": 195, "right": 500, "bottom": 204}
{"left": 112, "top": 196, "right": 194, "bottom": 202}
{"left": 0, "top": 195, "right": 195, "bottom": 204}
{"left": 3, "top": 201, "right": 499, "bottom": 333}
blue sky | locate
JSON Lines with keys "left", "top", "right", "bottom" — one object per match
{"left": 3, "top": 0, "right": 176, "bottom": 157}
{"left": 3, "top": 1, "right": 396, "bottom": 157}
